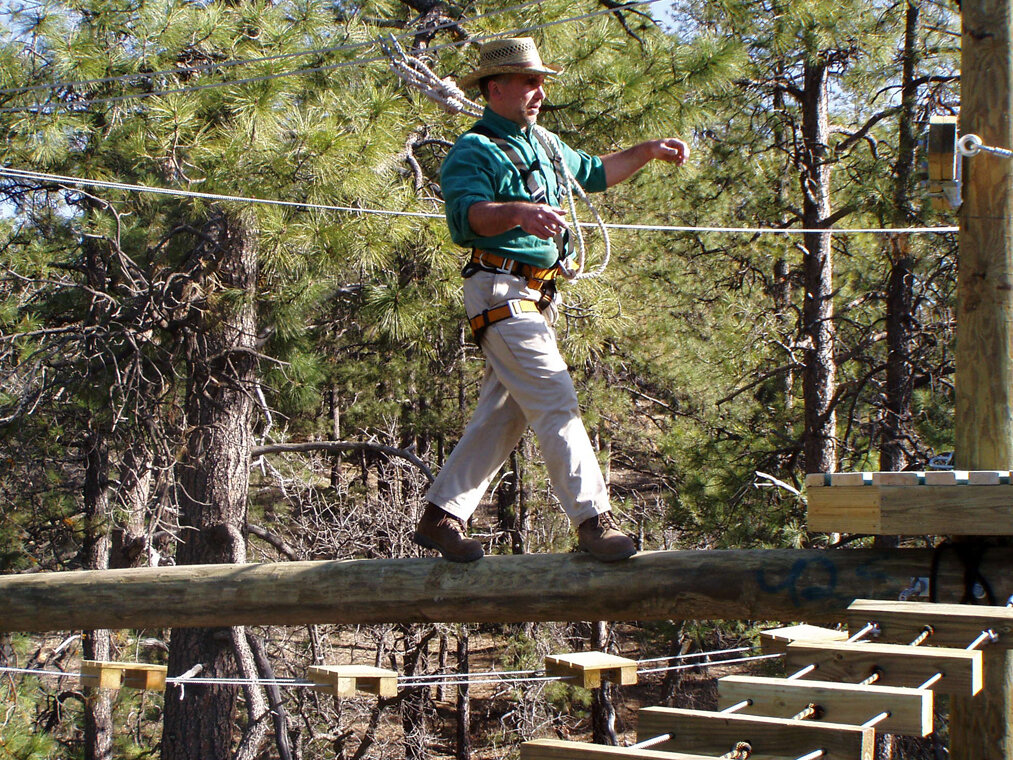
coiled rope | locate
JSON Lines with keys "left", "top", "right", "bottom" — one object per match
{"left": 381, "top": 35, "right": 610, "bottom": 280}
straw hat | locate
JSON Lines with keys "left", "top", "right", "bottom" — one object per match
{"left": 458, "top": 37, "right": 562, "bottom": 90}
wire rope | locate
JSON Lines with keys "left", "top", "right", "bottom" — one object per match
{"left": 0, "top": 0, "right": 549, "bottom": 98}
{"left": 0, "top": 165, "right": 959, "bottom": 236}
{"left": 0, "top": 0, "right": 661, "bottom": 114}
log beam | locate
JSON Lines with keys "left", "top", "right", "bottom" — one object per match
{"left": 2, "top": 548, "right": 1013, "bottom": 633}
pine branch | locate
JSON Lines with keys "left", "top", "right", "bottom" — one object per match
{"left": 252, "top": 440, "right": 435, "bottom": 482}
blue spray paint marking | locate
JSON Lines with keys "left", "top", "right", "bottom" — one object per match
{"left": 756, "top": 556, "right": 839, "bottom": 607}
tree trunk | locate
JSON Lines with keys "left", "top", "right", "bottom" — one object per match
{"left": 162, "top": 211, "right": 259, "bottom": 760}
{"left": 82, "top": 230, "right": 114, "bottom": 760}
{"left": 82, "top": 432, "right": 114, "bottom": 760}
{"left": 330, "top": 386, "right": 342, "bottom": 490}
{"left": 400, "top": 626, "right": 434, "bottom": 760}
{"left": 113, "top": 442, "right": 154, "bottom": 568}
{"left": 456, "top": 628, "right": 471, "bottom": 760}
{"left": 590, "top": 621, "right": 619, "bottom": 745}
{"left": 880, "top": 0, "right": 920, "bottom": 479}
{"left": 799, "top": 59, "right": 837, "bottom": 474}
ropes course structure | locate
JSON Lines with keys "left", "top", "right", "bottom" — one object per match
{"left": 8, "top": 0, "right": 1013, "bottom": 756}
{"left": 5, "top": 599, "right": 1013, "bottom": 759}
{"left": 0, "top": 645, "right": 780, "bottom": 694}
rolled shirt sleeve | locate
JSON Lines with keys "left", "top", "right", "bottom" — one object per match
{"left": 440, "top": 109, "right": 606, "bottom": 268}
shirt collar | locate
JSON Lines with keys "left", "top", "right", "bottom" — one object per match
{"left": 480, "top": 106, "right": 532, "bottom": 139}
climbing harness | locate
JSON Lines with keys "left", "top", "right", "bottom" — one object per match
{"left": 380, "top": 35, "right": 611, "bottom": 280}
{"left": 464, "top": 249, "right": 559, "bottom": 342}
{"left": 465, "top": 249, "right": 559, "bottom": 290}
{"left": 468, "top": 299, "right": 542, "bottom": 340}
{"left": 467, "top": 122, "right": 571, "bottom": 263}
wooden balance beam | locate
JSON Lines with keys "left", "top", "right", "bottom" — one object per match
{"left": 2, "top": 548, "right": 1013, "bottom": 633}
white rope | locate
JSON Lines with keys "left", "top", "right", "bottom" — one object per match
{"left": 637, "top": 645, "right": 752, "bottom": 664}
{"left": 0, "top": 166, "right": 443, "bottom": 219}
{"left": 398, "top": 667, "right": 541, "bottom": 681}
{"left": 166, "top": 676, "right": 317, "bottom": 687}
{"left": 636, "top": 652, "right": 782, "bottom": 675}
{"left": 0, "top": 649, "right": 778, "bottom": 692}
{"left": 631, "top": 733, "right": 673, "bottom": 749}
{"left": 532, "top": 125, "right": 611, "bottom": 280}
{"left": 601, "top": 222, "right": 958, "bottom": 235}
{"left": 402, "top": 674, "right": 568, "bottom": 688}
{"left": 0, "top": 666, "right": 77, "bottom": 678}
{"left": 0, "top": 165, "right": 959, "bottom": 236}
{"left": 380, "top": 35, "right": 483, "bottom": 119}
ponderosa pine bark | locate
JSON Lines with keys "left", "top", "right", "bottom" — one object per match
{"left": 799, "top": 59, "right": 837, "bottom": 475}
{"left": 161, "top": 211, "right": 259, "bottom": 760}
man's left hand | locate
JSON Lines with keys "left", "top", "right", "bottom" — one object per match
{"left": 651, "top": 138, "right": 689, "bottom": 166}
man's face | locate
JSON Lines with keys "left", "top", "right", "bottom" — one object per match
{"left": 488, "top": 73, "right": 546, "bottom": 127}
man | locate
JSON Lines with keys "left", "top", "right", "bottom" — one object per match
{"left": 413, "top": 37, "right": 689, "bottom": 563}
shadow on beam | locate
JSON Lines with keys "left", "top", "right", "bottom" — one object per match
{"left": 1, "top": 548, "right": 1011, "bottom": 633}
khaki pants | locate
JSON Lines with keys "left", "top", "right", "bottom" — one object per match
{"left": 426, "top": 270, "right": 610, "bottom": 526}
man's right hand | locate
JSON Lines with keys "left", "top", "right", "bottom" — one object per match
{"left": 468, "top": 201, "right": 569, "bottom": 240}
{"left": 516, "top": 203, "right": 569, "bottom": 240}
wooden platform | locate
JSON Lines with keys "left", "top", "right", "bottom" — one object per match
{"left": 805, "top": 470, "right": 1013, "bottom": 534}
{"left": 519, "top": 599, "right": 1006, "bottom": 759}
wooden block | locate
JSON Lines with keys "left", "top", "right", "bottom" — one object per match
{"left": 759, "top": 624, "right": 847, "bottom": 655}
{"left": 806, "top": 486, "right": 882, "bottom": 533}
{"left": 80, "top": 661, "right": 124, "bottom": 689}
{"left": 967, "top": 470, "right": 1008, "bottom": 485}
{"left": 927, "top": 116, "right": 958, "bottom": 181}
{"left": 847, "top": 599, "right": 1013, "bottom": 648}
{"left": 871, "top": 472, "right": 922, "bottom": 486}
{"left": 308, "top": 665, "right": 398, "bottom": 698}
{"left": 808, "top": 483, "right": 1013, "bottom": 535}
{"left": 805, "top": 473, "right": 829, "bottom": 488}
{"left": 717, "top": 674, "right": 933, "bottom": 736}
{"left": 121, "top": 664, "right": 168, "bottom": 691}
{"left": 923, "top": 470, "right": 957, "bottom": 485}
{"left": 829, "top": 472, "right": 872, "bottom": 486}
{"left": 785, "top": 640, "right": 982, "bottom": 695}
{"left": 520, "top": 738, "right": 722, "bottom": 760}
{"left": 638, "top": 706, "right": 874, "bottom": 760}
{"left": 544, "top": 652, "right": 638, "bottom": 689}
{"left": 80, "top": 661, "right": 167, "bottom": 692}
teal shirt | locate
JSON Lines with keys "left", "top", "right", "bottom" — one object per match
{"left": 440, "top": 107, "right": 607, "bottom": 268}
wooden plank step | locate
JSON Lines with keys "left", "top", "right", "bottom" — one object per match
{"left": 805, "top": 471, "right": 1013, "bottom": 535}
{"left": 785, "top": 640, "right": 982, "bottom": 695}
{"left": 544, "top": 652, "right": 638, "bottom": 689}
{"left": 847, "top": 599, "right": 1013, "bottom": 648}
{"left": 80, "top": 661, "right": 167, "bottom": 691}
{"left": 759, "top": 624, "right": 848, "bottom": 654}
{"left": 307, "top": 665, "right": 397, "bottom": 698}
{"left": 638, "top": 706, "right": 874, "bottom": 759}
{"left": 717, "top": 674, "right": 933, "bottom": 736}
{"left": 520, "top": 738, "right": 788, "bottom": 760}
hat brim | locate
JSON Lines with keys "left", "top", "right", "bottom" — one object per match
{"left": 459, "top": 63, "right": 562, "bottom": 90}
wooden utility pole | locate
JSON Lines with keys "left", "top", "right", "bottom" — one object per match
{"left": 953, "top": 1, "right": 1013, "bottom": 757}
{"left": 1, "top": 548, "right": 1013, "bottom": 633}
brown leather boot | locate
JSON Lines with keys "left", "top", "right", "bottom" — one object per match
{"left": 413, "top": 503, "right": 484, "bottom": 563}
{"left": 577, "top": 511, "right": 636, "bottom": 562}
